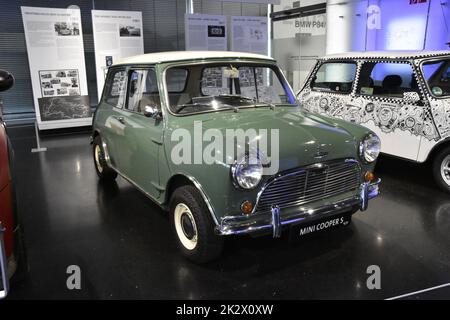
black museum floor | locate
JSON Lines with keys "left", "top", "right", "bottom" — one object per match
{"left": 5, "top": 124, "right": 450, "bottom": 300}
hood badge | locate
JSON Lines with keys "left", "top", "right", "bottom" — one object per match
{"left": 313, "top": 145, "right": 329, "bottom": 159}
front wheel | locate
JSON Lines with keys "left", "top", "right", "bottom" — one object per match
{"left": 432, "top": 146, "right": 450, "bottom": 193}
{"left": 170, "top": 186, "right": 224, "bottom": 263}
{"left": 93, "top": 135, "right": 117, "bottom": 181}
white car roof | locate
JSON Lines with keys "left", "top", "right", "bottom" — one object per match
{"left": 321, "top": 50, "right": 450, "bottom": 60}
{"left": 114, "top": 51, "right": 274, "bottom": 66}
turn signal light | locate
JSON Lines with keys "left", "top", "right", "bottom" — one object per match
{"left": 365, "top": 171, "right": 375, "bottom": 182}
{"left": 241, "top": 200, "right": 254, "bottom": 214}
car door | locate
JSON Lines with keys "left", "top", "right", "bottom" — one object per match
{"left": 353, "top": 60, "right": 429, "bottom": 161}
{"left": 299, "top": 60, "right": 358, "bottom": 119}
{"left": 118, "top": 67, "right": 164, "bottom": 200}
{"left": 97, "top": 67, "right": 129, "bottom": 168}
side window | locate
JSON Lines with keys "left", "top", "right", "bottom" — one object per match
{"left": 358, "top": 62, "right": 419, "bottom": 98}
{"left": 422, "top": 59, "right": 450, "bottom": 97}
{"left": 126, "top": 69, "right": 160, "bottom": 114}
{"left": 103, "top": 69, "right": 127, "bottom": 108}
{"left": 311, "top": 62, "right": 357, "bottom": 94}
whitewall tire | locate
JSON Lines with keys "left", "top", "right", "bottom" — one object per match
{"left": 170, "top": 185, "right": 224, "bottom": 263}
{"left": 174, "top": 203, "right": 198, "bottom": 251}
{"left": 92, "top": 135, "right": 117, "bottom": 181}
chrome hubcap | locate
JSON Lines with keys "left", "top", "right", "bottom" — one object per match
{"left": 441, "top": 155, "right": 450, "bottom": 186}
{"left": 174, "top": 203, "right": 198, "bottom": 250}
{"left": 94, "top": 145, "right": 103, "bottom": 173}
{"left": 181, "top": 214, "right": 195, "bottom": 240}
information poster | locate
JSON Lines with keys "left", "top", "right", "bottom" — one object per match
{"left": 92, "top": 10, "right": 144, "bottom": 100}
{"left": 185, "top": 14, "right": 227, "bottom": 51}
{"left": 231, "top": 16, "right": 268, "bottom": 55}
{"left": 21, "top": 6, "right": 91, "bottom": 130}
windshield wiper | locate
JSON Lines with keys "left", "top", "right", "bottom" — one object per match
{"left": 174, "top": 103, "right": 211, "bottom": 114}
{"left": 217, "top": 94, "right": 256, "bottom": 102}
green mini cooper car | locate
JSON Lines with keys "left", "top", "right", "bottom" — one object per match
{"left": 92, "top": 51, "right": 381, "bottom": 263}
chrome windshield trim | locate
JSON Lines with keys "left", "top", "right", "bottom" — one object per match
{"left": 160, "top": 59, "right": 298, "bottom": 117}
{"left": 0, "top": 225, "right": 9, "bottom": 299}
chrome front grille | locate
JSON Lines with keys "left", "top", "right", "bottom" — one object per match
{"left": 254, "top": 160, "right": 361, "bottom": 213}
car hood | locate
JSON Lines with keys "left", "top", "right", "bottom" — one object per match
{"left": 168, "top": 106, "right": 366, "bottom": 173}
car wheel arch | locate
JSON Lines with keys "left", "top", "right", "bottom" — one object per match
{"left": 425, "top": 138, "right": 450, "bottom": 163}
{"left": 164, "top": 173, "right": 219, "bottom": 226}
{"left": 92, "top": 130, "right": 100, "bottom": 141}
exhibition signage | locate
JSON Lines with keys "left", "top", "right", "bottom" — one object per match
{"left": 21, "top": 6, "right": 91, "bottom": 130}
{"left": 185, "top": 14, "right": 227, "bottom": 51}
{"left": 92, "top": 10, "right": 144, "bottom": 100}
{"left": 274, "top": 13, "right": 326, "bottom": 39}
{"left": 231, "top": 16, "right": 268, "bottom": 55}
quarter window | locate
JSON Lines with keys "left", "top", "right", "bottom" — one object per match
{"left": 357, "top": 62, "right": 419, "bottom": 98}
{"left": 126, "top": 69, "right": 161, "bottom": 114}
{"left": 103, "top": 69, "right": 127, "bottom": 108}
{"left": 311, "top": 62, "right": 357, "bottom": 94}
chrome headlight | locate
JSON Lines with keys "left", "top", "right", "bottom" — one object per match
{"left": 231, "top": 154, "right": 263, "bottom": 190}
{"left": 359, "top": 133, "right": 381, "bottom": 163}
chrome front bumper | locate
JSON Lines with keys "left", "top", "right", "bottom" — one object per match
{"left": 216, "top": 179, "right": 381, "bottom": 237}
{"left": 0, "top": 224, "right": 9, "bottom": 299}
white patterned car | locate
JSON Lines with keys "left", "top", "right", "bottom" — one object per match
{"left": 298, "top": 51, "right": 450, "bottom": 192}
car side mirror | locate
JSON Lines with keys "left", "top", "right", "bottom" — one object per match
{"left": 0, "top": 70, "right": 14, "bottom": 92}
{"left": 143, "top": 105, "right": 161, "bottom": 119}
{"left": 403, "top": 91, "right": 420, "bottom": 104}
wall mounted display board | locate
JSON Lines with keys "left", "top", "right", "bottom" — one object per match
{"left": 185, "top": 14, "right": 227, "bottom": 51}
{"left": 231, "top": 16, "right": 268, "bottom": 55}
{"left": 21, "top": 6, "right": 91, "bottom": 130}
{"left": 92, "top": 10, "right": 144, "bottom": 100}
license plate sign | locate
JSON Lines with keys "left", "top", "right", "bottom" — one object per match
{"left": 292, "top": 214, "right": 351, "bottom": 238}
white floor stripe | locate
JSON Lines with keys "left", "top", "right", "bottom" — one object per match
{"left": 385, "top": 283, "right": 450, "bottom": 300}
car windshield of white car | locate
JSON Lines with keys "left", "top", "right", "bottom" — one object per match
{"left": 165, "top": 63, "right": 297, "bottom": 115}
{"left": 422, "top": 58, "right": 450, "bottom": 98}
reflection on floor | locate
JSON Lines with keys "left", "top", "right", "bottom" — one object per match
{"left": 6, "top": 125, "right": 450, "bottom": 299}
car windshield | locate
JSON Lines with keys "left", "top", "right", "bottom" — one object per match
{"left": 164, "top": 63, "right": 297, "bottom": 115}
{"left": 421, "top": 58, "right": 450, "bottom": 97}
